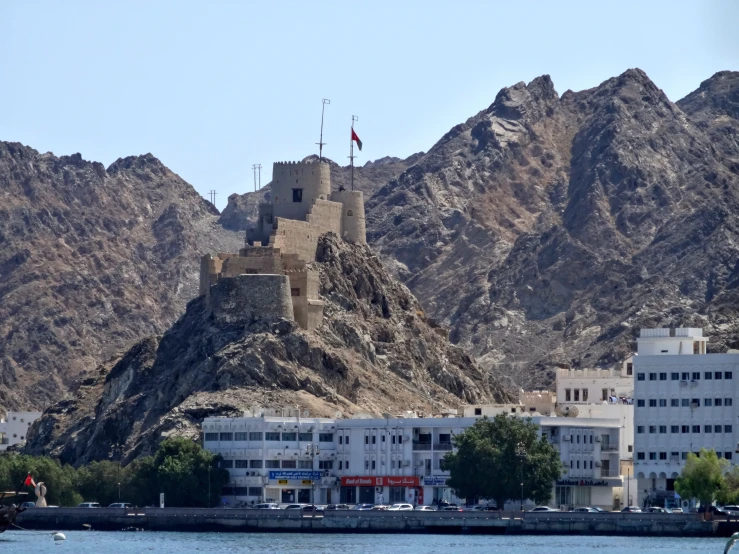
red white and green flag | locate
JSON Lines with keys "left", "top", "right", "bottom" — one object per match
{"left": 351, "top": 128, "right": 362, "bottom": 151}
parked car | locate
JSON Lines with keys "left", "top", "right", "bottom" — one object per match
{"left": 387, "top": 503, "right": 413, "bottom": 511}
{"left": 721, "top": 505, "right": 739, "bottom": 515}
{"left": 253, "top": 503, "right": 280, "bottom": 510}
{"left": 352, "top": 503, "right": 374, "bottom": 511}
{"left": 530, "top": 506, "right": 561, "bottom": 512}
{"left": 670, "top": 507, "right": 684, "bottom": 514}
{"left": 19, "top": 502, "right": 35, "bottom": 509}
{"left": 621, "top": 506, "right": 642, "bottom": 513}
{"left": 439, "top": 506, "right": 464, "bottom": 511}
{"left": 283, "top": 504, "right": 307, "bottom": 510}
{"left": 325, "top": 504, "right": 350, "bottom": 511}
{"left": 108, "top": 503, "right": 133, "bottom": 508}
{"left": 572, "top": 507, "right": 599, "bottom": 513}
{"left": 414, "top": 505, "right": 436, "bottom": 511}
{"left": 371, "top": 505, "right": 390, "bottom": 511}
{"left": 301, "top": 505, "right": 324, "bottom": 513}
{"left": 77, "top": 502, "right": 101, "bottom": 508}
{"left": 645, "top": 507, "right": 670, "bottom": 513}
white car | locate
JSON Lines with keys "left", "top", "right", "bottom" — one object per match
{"left": 254, "top": 503, "right": 280, "bottom": 510}
{"left": 387, "top": 503, "right": 414, "bottom": 511}
{"left": 413, "top": 505, "right": 435, "bottom": 511}
{"left": 529, "top": 506, "right": 561, "bottom": 512}
{"left": 77, "top": 502, "right": 101, "bottom": 508}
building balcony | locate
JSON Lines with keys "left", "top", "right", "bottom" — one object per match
{"left": 412, "top": 442, "right": 432, "bottom": 451}
{"left": 600, "top": 445, "right": 619, "bottom": 452}
{"left": 599, "top": 468, "right": 619, "bottom": 477}
{"left": 433, "top": 442, "right": 453, "bottom": 451}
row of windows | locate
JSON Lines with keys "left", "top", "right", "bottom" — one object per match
{"left": 637, "top": 424, "right": 733, "bottom": 434}
{"left": 222, "top": 487, "right": 263, "bottom": 496}
{"left": 637, "top": 451, "right": 734, "bottom": 461}
{"left": 569, "top": 459, "right": 597, "bottom": 469}
{"left": 637, "top": 371, "right": 733, "bottom": 381}
{"left": 221, "top": 459, "right": 336, "bottom": 470}
{"left": 204, "top": 432, "right": 334, "bottom": 442}
{"left": 636, "top": 398, "right": 733, "bottom": 407}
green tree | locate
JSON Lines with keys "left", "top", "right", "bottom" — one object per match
{"left": 441, "top": 415, "right": 563, "bottom": 509}
{"left": 0, "top": 453, "right": 82, "bottom": 506}
{"left": 717, "top": 466, "right": 739, "bottom": 506}
{"left": 675, "top": 448, "right": 727, "bottom": 507}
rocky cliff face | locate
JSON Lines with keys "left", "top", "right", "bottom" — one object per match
{"left": 218, "top": 153, "right": 423, "bottom": 231}
{"left": 0, "top": 143, "right": 243, "bottom": 411}
{"left": 366, "top": 69, "right": 739, "bottom": 391}
{"left": 24, "top": 234, "right": 510, "bottom": 465}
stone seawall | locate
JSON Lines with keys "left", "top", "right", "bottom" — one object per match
{"left": 15, "top": 508, "right": 723, "bottom": 536}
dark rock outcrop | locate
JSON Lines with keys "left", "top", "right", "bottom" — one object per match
{"left": 24, "top": 234, "right": 510, "bottom": 465}
{"left": 0, "top": 143, "right": 243, "bottom": 411}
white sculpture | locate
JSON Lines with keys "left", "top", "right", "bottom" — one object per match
{"left": 34, "top": 482, "right": 47, "bottom": 508}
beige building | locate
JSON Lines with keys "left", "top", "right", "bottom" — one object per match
{"left": 200, "top": 159, "right": 366, "bottom": 331}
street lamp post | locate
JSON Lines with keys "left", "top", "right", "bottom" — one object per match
{"left": 516, "top": 442, "right": 526, "bottom": 512}
{"left": 306, "top": 443, "right": 320, "bottom": 509}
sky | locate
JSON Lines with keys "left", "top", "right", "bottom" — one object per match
{"left": 1, "top": 0, "right": 737, "bottom": 210}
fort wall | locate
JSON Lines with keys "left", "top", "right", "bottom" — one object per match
{"left": 208, "top": 274, "right": 293, "bottom": 327}
{"left": 271, "top": 161, "right": 331, "bottom": 222}
{"left": 330, "top": 190, "right": 366, "bottom": 244}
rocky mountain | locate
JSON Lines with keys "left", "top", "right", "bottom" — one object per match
{"left": 0, "top": 143, "right": 243, "bottom": 411}
{"left": 366, "top": 69, "right": 739, "bottom": 392}
{"left": 218, "top": 153, "right": 423, "bottom": 231}
{"left": 24, "top": 234, "right": 510, "bottom": 465}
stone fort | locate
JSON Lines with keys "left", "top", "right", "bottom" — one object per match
{"left": 199, "top": 159, "right": 366, "bottom": 331}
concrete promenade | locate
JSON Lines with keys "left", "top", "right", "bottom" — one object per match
{"left": 14, "top": 508, "right": 735, "bottom": 536}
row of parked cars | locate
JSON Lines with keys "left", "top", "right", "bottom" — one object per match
{"left": 529, "top": 505, "right": 686, "bottom": 513}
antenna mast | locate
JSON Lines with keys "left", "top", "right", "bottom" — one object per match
{"left": 349, "top": 115, "right": 358, "bottom": 191}
{"left": 317, "top": 98, "right": 330, "bottom": 162}
{"left": 252, "top": 164, "right": 262, "bottom": 191}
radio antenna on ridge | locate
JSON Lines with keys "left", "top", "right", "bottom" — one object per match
{"left": 252, "top": 164, "right": 262, "bottom": 191}
{"left": 317, "top": 98, "right": 330, "bottom": 162}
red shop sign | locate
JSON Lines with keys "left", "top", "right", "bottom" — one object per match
{"left": 340, "top": 476, "right": 420, "bottom": 487}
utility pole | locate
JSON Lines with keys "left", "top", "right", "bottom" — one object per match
{"left": 256, "top": 164, "right": 262, "bottom": 190}
{"left": 317, "top": 98, "right": 330, "bottom": 161}
{"left": 516, "top": 442, "right": 526, "bottom": 512}
{"left": 252, "top": 164, "right": 259, "bottom": 192}
{"left": 208, "top": 190, "right": 217, "bottom": 206}
{"left": 349, "top": 115, "right": 358, "bottom": 191}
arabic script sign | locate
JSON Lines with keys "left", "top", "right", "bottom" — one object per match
{"left": 340, "top": 476, "right": 421, "bottom": 487}
{"left": 268, "top": 471, "right": 322, "bottom": 480}
{"left": 556, "top": 479, "right": 613, "bottom": 487}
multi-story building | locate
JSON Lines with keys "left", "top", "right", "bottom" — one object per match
{"left": 0, "top": 412, "right": 42, "bottom": 451}
{"left": 204, "top": 409, "right": 623, "bottom": 510}
{"left": 633, "top": 327, "right": 739, "bottom": 508}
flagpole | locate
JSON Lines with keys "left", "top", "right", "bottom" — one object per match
{"left": 317, "top": 99, "right": 330, "bottom": 162}
{"left": 350, "top": 115, "right": 358, "bottom": 191}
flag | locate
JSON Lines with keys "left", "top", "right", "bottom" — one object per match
{"left": 23, "top": 474, "right": 35, "bottom": 487}
{"left": 351, "top": 128, "right": 362, "bottom": 151}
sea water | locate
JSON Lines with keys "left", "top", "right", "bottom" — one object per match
{"left": 0, "top": 531, "right": 728, "bottom": 553}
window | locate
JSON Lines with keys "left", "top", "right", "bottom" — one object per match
{"left": 234, "top": 432, "right": 247, "bottom": 441}
{"left": 681, "top": 425, "right": 689, "bottom": 433}
{"left": 345, "top": 435, "right": 350, "bottom": 444}
{"left": 659, "top": 373, "right": 667, "bottom": 381}
{"left": 671, "top": 425, "right": 679, "bottom": 433}
{"left": 659, "top": 426, "right": 667, "bottom": 434}
{"left": 371, "top": 435, "right": 376, "bottom": 444}
{"left": 671, "top": 373, "right": 680, "bottom": 381}
{"left": 692, "top": 398, "right": 700, "bottom": 407}
{"left": 474, "top": 408, "right": 482, "bottom": 416}
{"left": 637, "top": 426, "right": 645, "bottom": 434}
{"left": 220, "top": 460, "right": 233, "bottom": 468}
{"left": 298, "top": 460, "right": 313, "bottom": 469}
{"left": 338, "top": 436, "right": 343, "bottom": 445}
{"left": 265, "top": 432, "right": 280, "bottom": 441}
{"left": 637, "top": 452, "right": 645, "bottom": 460}
{"left": 649, "top": 452, "right": 657, "bottom": 460}
{"left": 345, "top": 461, "right": 349, "bottom": 470}
{"left": 347, "top": 209, "right": 353, "bottom": 216}
{"left": 205, "top": 433, "right": 218, "bottom": 442}
{"left": 671, "top": 399, "right": 679, "bottom": 407}
{"left": 398, "top": 435, "right": 403, "bottom": 444}
{"left": 705, "top": 425, "right": 713, "bottom": 433}
{"left": 574, "top": 389, "right": 580, "bottom": 402}
{"left": 692, "top": 425, "right": 701, "bottom": 433}
{"left": 371, "top": 460, "right": 376, "bottom": 470}
{"left": 338, "top": 461, "right": 343, "bottom": 470}
{"left": 250, "top": 460, "right": 263, "bottom": 468}
{"left": 705, "top": 399, "right": 713, "bottom": 407}
{"left": 716, "top": 398, "right": 723, "bottom": 406}
{"left": 727, "top": 399, "right": 733, "bottom": 407}
{"left": 682, "top": 452, "right": 688, "bottom": 460}
{"left": 220, "top": 433, "right": 233, "bottom": 441}
{"left": 705, "top": 372, "right": 713, "bottom": 380}
{"left": 727, "top": 453, "right": 734, "bottom": 460}
{"left": 681, "top": 399, "right": 690, "bottom": 407}
{"left": 281, "top": 460, "right": 296, "bottom": 469}
{"left": 576, "top": 460, "right": 580, "bottom": 469}
{"left": 291, "top": 288, "right": 301, "bottom": 297}
{"left": 716, "top": 371, "right": 723, "bottom": 380}
{"left": 248, "top": 487, "right": 262, "bottom": 497}
{"left": 628, "top": 445, "right": 633, "bottom": 453}
{"left": 235, "top": 460, "right": 249, "bottom": 468}
{"left": 281, "top": 432, "right": 297, "bottom": 441}
{"left": 637, "top": 373, "right": 645, "bottom": 382}
{"left": 649, "top": 373, "right": 657, "bottom": 381}
{"left": 576, "top": 435, "right": 580, "bottom": 444}
{"left": 726, "top": 425, "right": 733, "bottom": 433}
{"left": 364, "top": 436, "right": 369, "bottom": 445}
{"left": 682, "top": 372, "right": 690, "bottom": 381}
{"left": 637, "top": 400, "right": 645, "bottom": 407}
{"left": 319, "top": 433, "right": 334, "bottom": 442}
{"left": 298, "top": 432, "right": 313, "bottom": 441}
{"left": 716, "top": 425, "right": 724, "bottom": 433}
{"left": 318, "top": 460, "right": 333, "bottom": 470}
{"left": 583, "top": 389, "right": 588, "bottom": 402}
{"left": 249, "top": 432, "right": 263, "bottom": 441}
{"left": 292, "top": 188, "right": 303, "bottom": 202}
{"left": 649, "top": 425, "right": 657, "bottom": 433}
{"left": 692, "top": 372, "right": 700, "bottom": 380}
{"left": 659, "top": 452, "right": 667, "bottom": 460}
{"left": 649, "top": 399, "right": 657, "bottom": 407}
{"left": 726, "top": 372, "right": 733, "bottom": 380}
{"left": 659, "top": 399, "right": 667, "bottom": 407}
{"left": 627, "top": 363, "right": 633, "bottom": 376}
{"left": 565, "top": 389, "right": 571, "bottom": 401}
{"left": 382, "top": 435, "right": 386, "bottom": 442}
{"left": 602, "top": 388, "right": 608, "bottom": 401}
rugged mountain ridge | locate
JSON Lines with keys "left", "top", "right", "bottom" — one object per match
{"left": 0, "top": 143, "right": 243, "bottom": 411}
{"left": 24, "top": 234, "right": 510, "bottom": 465}
{"left": 366, "top": 69, "right": 739, "bottom": 391}
{"left": 218, "top": 153, "right": 423, "bottom": 231}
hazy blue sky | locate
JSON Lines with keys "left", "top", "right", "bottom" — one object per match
{"left": 2, "top": 0, "right": 737, "bottom": 209}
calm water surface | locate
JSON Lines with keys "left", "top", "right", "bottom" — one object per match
{"left": 0, "top": 531, "right": 728, "bottom": 553}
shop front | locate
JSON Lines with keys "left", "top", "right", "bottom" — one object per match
{"left": 340, "top": 476, "right": 421, "bottom": 505}
{"left": 554, "top": 478, "right": 622, "bottom": 511}
{"left": 423, "top": 475, "right": 452, "bottom": 505}
{"left": 267, "top": 470, "right": 323, "bottom": 504}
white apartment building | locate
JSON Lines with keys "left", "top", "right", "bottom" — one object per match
{"left": 633, "top": 328, "right": 739, "bottom": 509}
{"left": 204, "top": 409, "right": 623, "bottom": 510}
{"left": 0, "top": 412, "right": 42, "bottom": 451}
